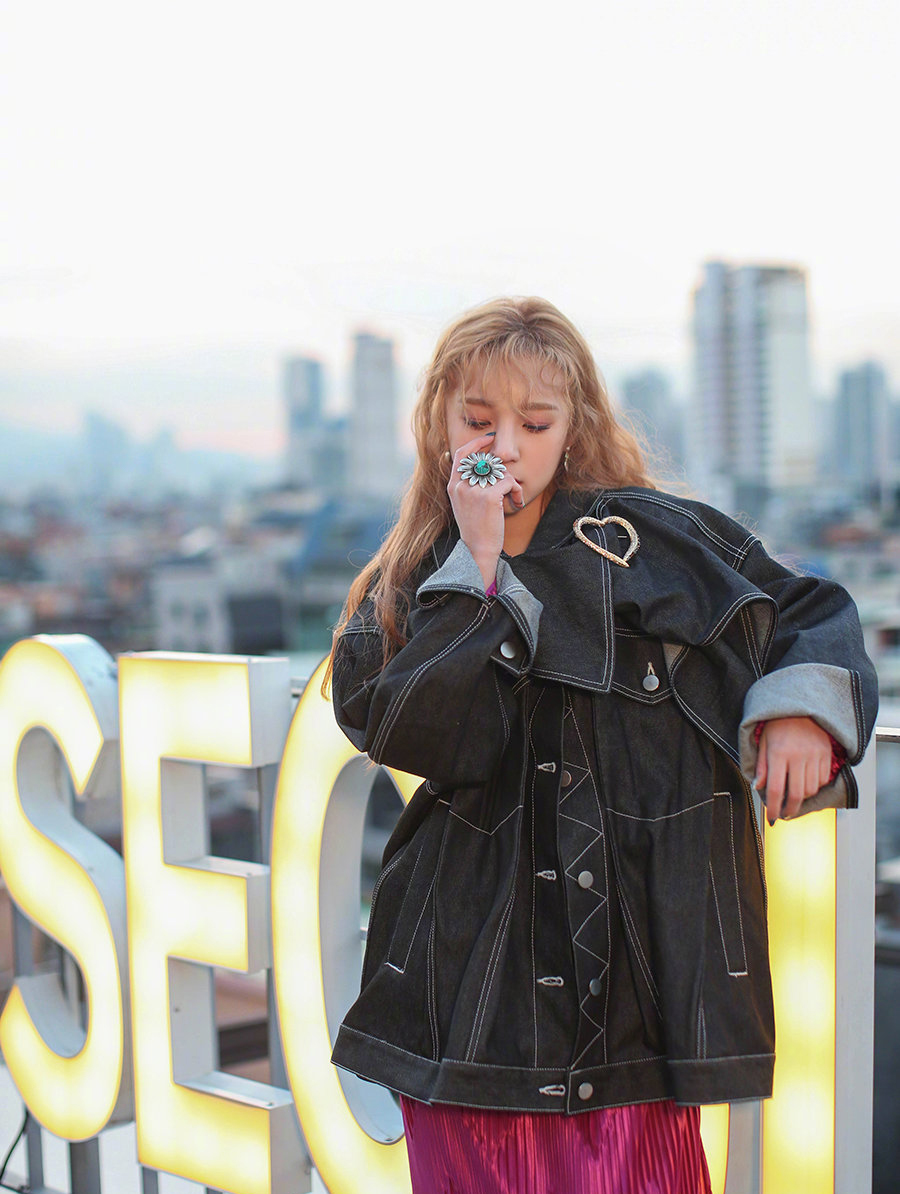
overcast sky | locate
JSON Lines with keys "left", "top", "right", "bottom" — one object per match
{"left": 1, "top": 0, "right": 897, "bottom": 456}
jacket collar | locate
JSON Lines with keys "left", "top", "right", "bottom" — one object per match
{"left": 430, "top": 487, "right": 777, "bottom": 695}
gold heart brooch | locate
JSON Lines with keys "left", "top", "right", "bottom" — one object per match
{"left": 572, "top": 516, "right": 640, "bottom": 567}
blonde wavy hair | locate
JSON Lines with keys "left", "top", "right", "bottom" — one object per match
{"left": 323, "top": 296, "right": 655, "bottom": 690}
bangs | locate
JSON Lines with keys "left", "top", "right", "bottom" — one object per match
{"left": 452, "top": 346, "right": 572, "bottom": 418}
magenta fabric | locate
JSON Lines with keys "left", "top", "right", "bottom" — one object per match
{"left": 486, "top": 578, "right": 498, "bottom": 596}
{"left": 399, "top": 1096, "right": 712, "bottom": 1194}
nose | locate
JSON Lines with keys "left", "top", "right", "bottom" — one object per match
{"left": 491, "top": 419, "right": 521, "bottom": 464}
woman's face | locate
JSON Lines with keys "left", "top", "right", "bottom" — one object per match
{"left": 444, "top": 357, "right": 571, "bottom": 516}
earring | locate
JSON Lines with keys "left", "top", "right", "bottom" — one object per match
{"left": 443, "top": 450, "right": 452, "bottom": 462}
{"left": 563, "top": 447, "right": 571, "bottom": 471}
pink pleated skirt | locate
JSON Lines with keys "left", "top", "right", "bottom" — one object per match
{"left": 399, "top": 1096, "right": 712, "bottom": 1194}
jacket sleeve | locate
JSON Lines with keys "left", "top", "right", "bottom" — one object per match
{"left": 331, "top": 540, "right": 542, "bottom": 787}
{"left": 734, "top": 536, "right": 879, "bottom": 798}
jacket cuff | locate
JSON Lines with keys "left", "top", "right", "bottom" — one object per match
{"left": 490, "top": 557, "right": 543, "bottom": 675}
{"left": 738, "top": 662, "right": 867, "bottom": 802}
{"left": 416, "top": 539, "right": 492, "bottom": 605}
{"left": 415, "top": 541, "right": 542, "bottom": 675}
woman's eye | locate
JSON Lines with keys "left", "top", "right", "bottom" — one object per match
{"left": 462, "top": 418, "right": 551, "bottom": 433}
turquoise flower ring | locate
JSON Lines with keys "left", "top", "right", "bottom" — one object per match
{"left": 457, "top": 451, "right": 507, "bottom": 488}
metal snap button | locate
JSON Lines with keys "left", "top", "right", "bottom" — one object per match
{"left": 578, "top": 1082, "right": 594, "bottom": 1101}
{"left": 577, "top": 870, "right": 594, "bottom": 889}
{"left": 642, "top": 663, "right": 660, "bottom": 692}
{"left": 589, "top": 977, "right": 602, "bottom": 996}
{"left": 499, "top": 640, "right": 517, "bottom": 659}
{"left": 560, "top": 769, "right": 572, "bottom": 787}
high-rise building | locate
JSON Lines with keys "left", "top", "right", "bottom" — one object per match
{"left": 284, "top": 357, "right": 325, "bottom": 489}
{"left": 349, "top": 331, "right": 400, "bottom": 502}
{"left": 689, "top": 261, "right": 815, "bottom": 513}
{"left": 84, "top": 411, "right": 132, "bottom": 497}
{"left": 833, "top": 361, "right": 891, "bottom": 505}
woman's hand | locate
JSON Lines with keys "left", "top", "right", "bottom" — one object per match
{"left": 448, "top": 433, "right": 525, "bottom": 589}
{"left": 755, "top": 715, "right": 833, "bottom": 824}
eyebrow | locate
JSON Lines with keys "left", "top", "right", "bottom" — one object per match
{"left": 460, "top": 396, "right": 561, "bottom": 413}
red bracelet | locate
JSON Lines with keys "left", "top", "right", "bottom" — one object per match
{"left": 753, "top": 720, "right": 846, "bottom": 783}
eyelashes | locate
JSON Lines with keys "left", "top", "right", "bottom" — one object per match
{"left": 462, "top": 418, "right": 551, "bottom": 434}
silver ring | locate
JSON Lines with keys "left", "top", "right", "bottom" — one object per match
{"left": 457, "top": 451, "right": 506, "bottom": 487}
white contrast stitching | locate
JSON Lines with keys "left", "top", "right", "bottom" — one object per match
{"left": 725, "top": 795, "right": 749, "bottom": 974}
{"left": 448, "top": 804, "right": 523, "bottom": 835}
{"left": 740, "top": 605, "right": 763, "bottom": 678}
{"left": 567, "top": 703, "right": 611, "bottom": 1063}
{"left": 393, "top": 872, "right": 436, "bottom": 973}
{"left": 527, "top": 687, "right": 545, "bottom": 1066}
{"left": 339, "top": 1023, "right": 774, "bottom": 1065}
{"left": 606, "top": 797, "right": 717, "bottom": 823}
{"left": 597, "top": 490, "right": 750, "bottom": 560}
{"left": 372, "top": 603, "right": 491, "bottom": 759}
{"left": 427, "top": 915, "right": 439, "bottom": 1059}
{"left": 492, "top": 666, "right": 510, "bottom": 747}
{"left": 466, "top": 883, "right": 517, "bottom": 1062}
{"left": 708, "top": 859, "right": 748, "bottom": 977}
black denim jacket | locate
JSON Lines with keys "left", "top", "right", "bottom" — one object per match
{"left": 329, "top": 487, "right": 878, "bottom": 1113}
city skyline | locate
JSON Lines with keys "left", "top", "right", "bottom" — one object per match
{"left": 2, "top": 259, "right": 897, "bottom": 461}
{"left": 1, "top": 0, "right": 897, "bottom": 456}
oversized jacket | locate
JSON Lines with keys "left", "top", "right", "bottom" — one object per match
{"left": 329, "top": 486, "right": 879, "bottom": 1114}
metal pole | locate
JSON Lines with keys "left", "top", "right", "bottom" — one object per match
{"left": 69, "top": 1136, "right": 101, "bottom": 1194}
{"left": 11, "top": 904, "right": 45, "bottom": 1191}
{"left": 140, "top": 1167, "right": 159, "bottom": 1194}
{"left": 834, "top": 742, "right": 877, "bottom": 1191}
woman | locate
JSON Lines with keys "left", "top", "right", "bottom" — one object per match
{"left": 325, "top": 297, "right": 878, "bottom": 1193}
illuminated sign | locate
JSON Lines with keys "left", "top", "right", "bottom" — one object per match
{"left": 764, "top": 811, "right": 837, "bottom": 1194}
{"left": 0, "top": 635, "right": 131, "bottom": 1140}
{"left": 271, "top": 659, "right": 421, "bottom": 1194}
{"left": 0, "top": 635, "right": 874, "bottom": 1194}
{"left": 118, "top": 653, "right": 303, "bottom": 1194}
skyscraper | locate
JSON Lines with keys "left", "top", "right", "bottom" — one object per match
{"left": 833, "top": 360, "right": 891, "bottom": 504}
{"left": 284, "top": 356, "right": 325, "bottom": 489}
{"left": 349, "top": 331, "right": 400, "bottom": 502}
{"left": 690, "top": 261, "right": 815, "bottom": 513}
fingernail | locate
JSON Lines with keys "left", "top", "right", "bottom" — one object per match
{"left": 767, "top": 816, "right": 776, "bottom": 827}
{"left": 486, "top": 431, "right": 496, "bottom": 437}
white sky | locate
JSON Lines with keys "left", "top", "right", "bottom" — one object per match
{"left": 0, "top": 0, "right": 897, "bottom": 455}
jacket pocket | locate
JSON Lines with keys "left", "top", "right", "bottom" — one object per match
{"left": 385, "top": 800, "right": 450, "bottom": 973}
{"left": 707, "top": 788, "right": 749, "bottom": 977}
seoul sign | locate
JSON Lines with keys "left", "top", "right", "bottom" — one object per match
{"left": 0, "top": 634, "right": 872, "bottom": 1194}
